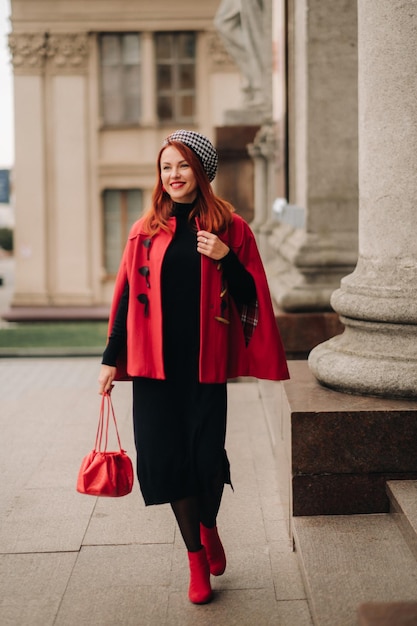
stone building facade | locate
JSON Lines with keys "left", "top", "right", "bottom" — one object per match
{"left": 9, "top": 0, "right": 357, "bottom": 323}
{"left": 7, "top": 0, "right": 243, "bottom": 310}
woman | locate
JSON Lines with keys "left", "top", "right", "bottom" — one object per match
{"left": 98, "top": 129, "right": 289, "bottom": 604}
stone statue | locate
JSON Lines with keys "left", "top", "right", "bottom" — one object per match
{"left": 214, "top": 0, "right": 265, "bottom": 108}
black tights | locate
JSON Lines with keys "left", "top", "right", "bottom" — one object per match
{"left": 170, "top": 472, "right": 224, "bottom": 552}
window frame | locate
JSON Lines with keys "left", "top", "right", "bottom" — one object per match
{"left": 154, "top": 31, "right": 197, "bottom": 125}
{"left": 99, "top": 32, "right": 142, "bottom": 128}
{"left": 98, "top": 30, "right": 198, "bottom": 128}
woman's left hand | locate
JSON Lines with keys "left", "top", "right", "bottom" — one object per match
{"left": 197, "top": 230, "right": 229, "bottom": 261}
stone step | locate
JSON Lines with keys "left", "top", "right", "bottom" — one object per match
{"left": 292, "top": 514, "right": 417, "bottom": 626}
{"left": 387, "top": 479, "right": 417, "bottom": 561}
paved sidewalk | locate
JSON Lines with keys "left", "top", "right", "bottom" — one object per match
{"left": 0, "top": 357, "right": 312, "bottom": 626}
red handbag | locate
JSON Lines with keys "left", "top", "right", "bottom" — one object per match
{"left": 76, "top": 392, "right": 134, "bottom": 497}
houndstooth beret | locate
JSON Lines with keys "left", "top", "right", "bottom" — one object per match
{"left": 163, "top": 129, "right": 218, "bottom": 182}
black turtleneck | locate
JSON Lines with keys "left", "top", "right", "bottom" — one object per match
{"left": 102, "top": 202, "right": 256, "bottom": 372}
{"left": 162, "top": 201, "right": 201, "bottom": 379}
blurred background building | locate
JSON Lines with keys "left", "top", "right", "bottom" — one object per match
{"left": 5, "top": 0, "right": 358, "bottom": 356}
{"left": 6, "top": 0, "right": 248, "bottom": 311}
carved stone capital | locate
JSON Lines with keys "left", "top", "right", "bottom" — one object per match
{"left": 206, "top": 32, "right": 236, "bottom": 72}
{"left": 8, "top": 32, "right": 89, "bottom": 75}
{"left": 47, "top": 34, "right": 89, "bottom": 73}
{"left": 8, "top": 33, "right": 47, "bottom": 74}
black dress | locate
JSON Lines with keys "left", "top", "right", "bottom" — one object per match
{"left": 103, "top": 201, "right": 256, "bottom": 505}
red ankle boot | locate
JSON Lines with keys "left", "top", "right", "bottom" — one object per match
{"left": 187, "top": 547, "right": 213, "bottom": 604}
{"left": 200, "top": 524, "right": 226, "bottom": 576}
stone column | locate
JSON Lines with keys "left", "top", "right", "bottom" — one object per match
{"left": 309, "top": 0, "right": 417, "bottom": 398}
{"left": 45, "top": 33, "right": 92, "bottom": 305}
{"left": 268, "top": 0, "right": 358, "bottom": 311}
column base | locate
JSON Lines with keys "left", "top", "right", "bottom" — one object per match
{"left": 309, "top": 316, "right": 417, "bottom": 398}
{"left": 267, "top": 224, "right": 357, "bottom": 312}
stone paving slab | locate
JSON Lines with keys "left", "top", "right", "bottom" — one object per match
{"left": 83, "top": 497, "right": 175, "bottom": 547}
{"left": 0, "top": 552, "right": 78, "bottom": 626}
{"left": 0, "top": 357, "right": 312, "bottom": 626}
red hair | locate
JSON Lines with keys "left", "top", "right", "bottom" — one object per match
{"left": 142, "top": 141, "right": 234, "bottom": 236}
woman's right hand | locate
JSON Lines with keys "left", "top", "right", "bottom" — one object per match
{"left": 98, "top": 364, "right": 117, "bottom": 395}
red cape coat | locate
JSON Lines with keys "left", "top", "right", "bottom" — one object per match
{"left": 108, "top": 212, "right": 289, "bottom": 383}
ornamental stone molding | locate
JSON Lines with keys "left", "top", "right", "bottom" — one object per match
{"left": 8, "top": 32, "right": 89, "bottom": 75}
{"left": 47, "top": 34, "right": 89, "bottom": 73}
{"left": 8, "top": 33, "right": 47, "bottom": 74}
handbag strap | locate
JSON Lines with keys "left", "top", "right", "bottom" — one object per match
{"left": 94, "top": 392, "right": 124, "bottom": 453}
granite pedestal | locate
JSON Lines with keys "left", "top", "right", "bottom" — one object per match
{"left": 274, "top": 362, "right": 417, "bottom": 521}
{"left": 276, "top": 310, "right": 344, "bottom": 359}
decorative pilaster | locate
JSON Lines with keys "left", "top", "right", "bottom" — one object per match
{"left": 8, "top": 33, "right": 49, "bottom": 304}
{"left": 309, "top": 0, "right": 417, "bottom": 398}
{"left": 8, "top": 30, "right": 93, "bottom": 309}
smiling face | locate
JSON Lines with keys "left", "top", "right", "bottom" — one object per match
{"left": 160, "top": 145, "right": 198, "bottom": 204}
